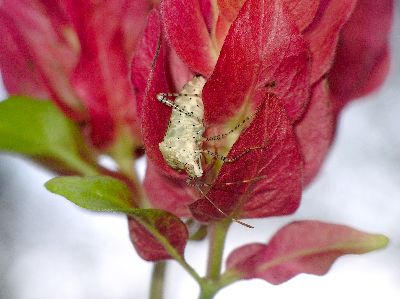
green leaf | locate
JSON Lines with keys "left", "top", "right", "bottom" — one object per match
{"left": 0, "top": 96, "right": 97, "bottom": 175}
{"left": 45, "top": 176, "right": 189, "bottom": 260}
{"left": 45, "top": 176, "right": 134, "bottom": 211}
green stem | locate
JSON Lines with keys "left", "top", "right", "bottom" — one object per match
{"left": 61, "top": 152, "right": 99, "bottom": 176}
{"left": 110, "top": 132, "right": 137, "bottom": 182}
{"left": 150, "top": 261, "right": 167, "bottom": 299}
{"left": 108, "top": 132, "right": 148, "bottom": 207}
{"left": 206, "top": 220, "right": 231, "bottom": 281}
{"left": 198, "top": 285, "right": 219, "bottom": 299}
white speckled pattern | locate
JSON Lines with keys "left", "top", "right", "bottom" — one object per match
{"left": 158, "top": 76, "right": 206, "bottom": 177}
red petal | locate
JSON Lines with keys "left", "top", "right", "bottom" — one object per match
{"left": 189, "top": 94, "right": 303, "bottom": 222}
{"left": 144, "top": 161, "right": 195, "bottom": 217}
{"left": 284, "top": 0, "right": 320, "bottom": 31}
{"left": 160, "top": 0, "right": 218, "bottom": 77}
{"left": 203, "top": 0, "right": 311, "bottom": 124}
{"left": 198, "top": 0, "right": 215, "bottom": 33}
{"left": 303, "top": 0, "right": 358, "bottom": 83}
{"left": 66, "top": 0, "right": 141, "bottom": 148}
{"left": 217, "top": 0, "right": 319, "bottom": 31}
{"left": 139, "top": 26, "right": 184, "bottom": 178}
{"left": 132, "top": 13, "right": 193, "bottom": 100}
{"left": 0, "top": 0, "right": 82, "bottom": 119}
{"left": 0, "top": 14, "right": 49, "bottom": 99}
{"left": 226, "top": 221, "right": 388, "bottom": 284}
{"left": 295, "top": 80, "right": 336, "bottom": 186}
{"left": 217, "top": 0, "right": 245, "bottom": 22}
{"left": 120, "top": 0, "right": 153, "bottom": 59}
{"left": 328, "top": 0, "right": 393, "bottom": 108}
{"left": 128, "top": 213, "right": 188, "bottom": 261}
{"left": 131, "top": 10, "right": 162, "bottom": 120}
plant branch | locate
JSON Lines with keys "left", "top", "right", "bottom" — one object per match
{"left": 150, "top": 261, "right": 167, "bottom": 299}
{"left": 206, "top": 220, "right": 231, "bottom": 281}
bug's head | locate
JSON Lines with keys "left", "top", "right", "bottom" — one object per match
{"left": 156, "top": 94, "right": 165, "bottom": 102}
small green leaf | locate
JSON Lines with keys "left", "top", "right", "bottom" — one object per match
{"left": 45, "top": 176, "right": 134, "bottom": 211}
{"left": 0, "top": 96, "right": 97, "bottom": 175}
{"left": 45, "top": 175, "right": 189, "bottom": 260}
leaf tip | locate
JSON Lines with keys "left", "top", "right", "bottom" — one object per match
{"left": 44, "top": 177, "right": 58, "bottom": 193}
{"left": 367, "top": 233, "right": 389, "bottom": 251}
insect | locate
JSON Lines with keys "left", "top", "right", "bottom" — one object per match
{"left": 157, "top": 76, "right": 261, "bottom": 228}
{"left": 158, "top": 75, "right": 206, "bottom": 178}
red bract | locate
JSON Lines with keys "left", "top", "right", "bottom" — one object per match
{"left": 303, "top": 0, "right": 358, "bottom": 84}
{"left": 204, "top": 0, "right": 311, "bottom": 124}
{"left": 0, "top": 0, "right": 81, "bottom": 118}
{"left": 0, "top": 0, "right": 152, "bottom": 149}
{"left": 161, "top": 0, "right": 311, "bottom": 123}
{"left": 136, "top": 0, "right": 306, "bottom": 225}
{"left": 328, "top": 0, "right": 393, "bottom": 111}
{"left": 226, "top": 221, "right": 388, "bottom": 284}
{"left": 131, "top": 9, "right": 193, "bottom": 121}
{"left": 295, "top": 0, "right": 392, "bottom": 182}
{"left": 295, "top": 80, "right": 335, "bottom": 186}
{"left": 189, "top": 95, "right": 302, "bottom": 222}
{"left": 138, "top": 13, "right": 181, "bottom": 178}
{"left": 131, "top": 0, "right": 392, "bottom": 263}
{"left": 144, "top": 161, "right": 194, "bottom": 217}
{"left": 64, "top": 0, "right": 150, "bottom": 148}
{"left": 160, "top": 0, "right": 218, "bottom": 77}
{"left": 131, "top": 10, "right": 164, "bottom": 120}
{"left": 217, "top": 0, "right": 320, "bottom": 35}
{"left": 128, "top": 213, "right": 188, "bottom": 261}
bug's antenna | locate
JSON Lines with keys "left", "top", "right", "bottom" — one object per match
{"left": 151, "top": 34, "right": 162, "bottom": 69}
{"left": 143, "top": 32, "right": 162, "bottom": 110}
{"left": 195, "top": 185, "right": 254, "bottom": 229}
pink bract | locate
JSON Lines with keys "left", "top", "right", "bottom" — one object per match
{"left": 0, "top": 0, "right": 153, "bottom": 148}
{"left": 328, "top": 0, "right": 393, "bottom": 111}
{"left": 226, "top": 221, "right": 388, "bottom": 284}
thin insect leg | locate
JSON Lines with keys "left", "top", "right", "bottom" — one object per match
{"left": 157, "top": 93, "right": 202, "bottom": 121}
{"left": 201, "top": 175, "right": 268, "bottom": 187}
{"left": 201, "top": 149, "right": 228, "bottom": 162}
{"left": 202, "top": 145, "right": 266, "bottom": 164}
{"left": 159, "top": 93, "right": 201, "bottom": 98}
{"left": 224, "top": 146, "right": 266, "bottom": 163}
{"left": 205, "top": 103, "right": 263, "bottom": 142}
{"left": 196, "top": 186, "right": 254, "bottom": 229}
{"left": 157, "top": 93, "right": 201, "bottom": 121}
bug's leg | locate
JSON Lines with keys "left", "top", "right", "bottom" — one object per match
{"left": 195, "top": 185, "right": 254, "bottom": 229}
{"left": 223, "top": 146, "right": 266, "bottom": 163}
{"left": 156, "top": 93, "right": 201, "bottom": 105}
{"left": 201, "top": 175, "right": 268, "bottom": 188}
{"left": 202, "top": 146, "right": 266, "bottom": 164}
{"left": 201, "top": 149, "right": 228, "bottom": 161}
{"left": 156, "top": 93, "right": 202, "bottom": 121}
{"left": 204, "top": 103, "right": 263, "bottom": 142}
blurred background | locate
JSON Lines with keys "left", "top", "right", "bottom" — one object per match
{"left": 1, "top": 5, "right": 399, "bottom": 299}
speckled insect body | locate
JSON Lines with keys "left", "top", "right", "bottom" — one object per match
{"left": 158, "top": 76, "right": 206, "bottom": 178}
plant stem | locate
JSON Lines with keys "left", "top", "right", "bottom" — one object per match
{"left": 206, "top": 220, "right": 231, "bottom": 281}
{"left": 198, "top": 285, "right": 218, "bottom": 299}
{"left": 150, "top": 261, "right": 167, "bottom": 299}
{"left": 61, "top": 152, "right": 99, "bottom": 176}
{"left": 110, "top": 131, "right": 138, "bottom": 182}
